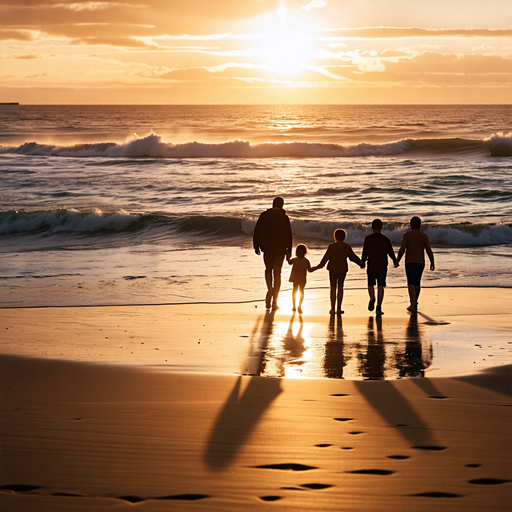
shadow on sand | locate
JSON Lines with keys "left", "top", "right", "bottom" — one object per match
{"left": 204, "top": 311, "right": 282, "bottom": 470}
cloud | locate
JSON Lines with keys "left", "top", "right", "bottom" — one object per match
{"left": 0, "top": 30, "right": 42, "bottom": 41}
{"left": 324, "top": 27, "right": 512, "bottom": 39}
{"left": 303, "top": 0, "right": 327, "bottom": 10}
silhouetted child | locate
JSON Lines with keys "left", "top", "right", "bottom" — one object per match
{"left": 287, "top": 244, "right": 315, "bottom": 314}
{"left": 396, "top": 216, "right": 435, "bottom": 314}
{"left": 362, "top": 218, "right": 398, "bottom": 316}
{"left": 314, "top": 229, "right": 364, "bottom": 315}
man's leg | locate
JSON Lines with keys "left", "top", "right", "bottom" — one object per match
{"left": 271, "top": 253, "right": 285, "bottom": 309}
{"left": 367, "top": 271, "right": 376, "bottom": 311}
{"left": 263, "top": 252, "right": 274, "bottom": 309}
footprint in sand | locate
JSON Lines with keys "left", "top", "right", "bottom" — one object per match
{"left": 411, "top": 492, "right": 462, "bottom": 498}
{"left": 315, "top": 444, "right": 332, "bottom": 447}
{"left": 252, "top": 463, "right": 317, "bottom": 471}
{"left": 387, "top": 455, "right": 410, "bottom": 460}
{"left": 259, "top": 496, "right": 282, "bottom": 501}
{"left": 348, "top": 431, "right": 364, "bottom": 435}
{"left": 334, "top": 418, "right": 353, "bottom": 422}
{"left": 0, "top": 484, "right": 41, "bottom": 493}
{"left": 119, "top": 496, "right": 145, "bottom": 503}
{"left": 330, "top": 394, "right": 349, "bottom": 397}
{"left": 411, "top": 445, "right": 446, "bottom": 451}
{"left": 429, "top": 396, "right": 450, "bottom": 399}
{"left": 464, "top": 464, "right": 482, "bottom": 468}
{"left": 154, "top": 494, "right": 210, "bottom": 500}
{"left": 469, "top": 478, "right": 511, "bottom": 485}
{"left": 300, "top": 483, "right": 333, "bottom": 490}
{"left": 347, "top": 469, "right": 395, "bottom": 476}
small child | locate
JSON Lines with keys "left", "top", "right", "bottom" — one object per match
{"left": 314, "top": 229, "right": 364, "bottom": 315}
{"left": 288, "top": 244, "right": 315, "bottom": 314}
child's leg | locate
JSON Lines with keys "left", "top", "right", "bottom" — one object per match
{"left": 298, "top": 284, "right": 305, "bottom": 313}
{"left": 292, "top": 283, "right": 298, "bottom": 311}
{"left": 336, "top": 276, "right": 345, "bottom": 313}
{"left": 329, "top": 272, "right": 336, "bottom": 313}
{"left": 377, "top": 286, "right": 384, "bottom": 306}
{"left": 330, "top": 283, "right": 336, "bottom": 314}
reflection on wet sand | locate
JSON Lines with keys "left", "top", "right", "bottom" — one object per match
{"left": 394, "top": 315, "right": 433, "bottom": 378}
{"left": 323, "top": 315, "right": 349, "bottom": 379}
{"left": 247, "top": 312, "right": 433, "bottom": 380}
{"left": 358, "top": 317, "right": 386, "bottom": 380}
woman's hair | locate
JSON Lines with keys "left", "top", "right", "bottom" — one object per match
{"left": 334, "top": 228, "right": 347, "bottom": 241}
{"left": 295, "top": 244, "right": 308, "bottom": 257}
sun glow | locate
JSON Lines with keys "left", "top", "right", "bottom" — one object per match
{"left": 261, "top": 29, "right": 312, "bottom": 74}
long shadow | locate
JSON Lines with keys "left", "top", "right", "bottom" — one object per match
{"left": 204, "top": 310, "right": 282, "bottom": 470}
{"left": 204, "top": 375, "right": 282, "bottom": 471}
{"left": 354, "top": 316, "right": 435, "bottom": 446}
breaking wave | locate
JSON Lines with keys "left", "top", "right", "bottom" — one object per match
{"left": 2, "top": 209, "right": 511, "bottom": 247}
{"left": 2, "top": 131, "right": 509, "bottom": 159}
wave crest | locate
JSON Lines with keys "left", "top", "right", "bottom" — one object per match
{"left": 484, "top": 131, "right": 512, "bottom": 157}
{"left": 0, "top": 133, "right": 410, "bottom": 158}
{"left": 0, "top": 209, "right": 140, "bottom": 234}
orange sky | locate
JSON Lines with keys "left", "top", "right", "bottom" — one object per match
{"left": 1, "top": 0, "right": 511, "bottom": 104}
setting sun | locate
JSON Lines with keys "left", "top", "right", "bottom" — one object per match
{"left": 261, "top": 29, "right": 312, "bottom": 74}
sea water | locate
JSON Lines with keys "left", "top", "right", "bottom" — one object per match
{"left": 1, "top": 104, "right": 511, "bottom": 309}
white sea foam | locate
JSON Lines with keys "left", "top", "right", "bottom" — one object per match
{"left": 242, "top": 218, "right": 512, "bottom": 247}
{"left": 1, "top": 133, "right": 411, "bottom": 159}
{"left": 484, "top": 131, "right": 512, "bottom": 146}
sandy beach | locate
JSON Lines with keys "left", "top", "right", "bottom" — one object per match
{"left": 1, "top": 287, "right": 511, "bottom": 511}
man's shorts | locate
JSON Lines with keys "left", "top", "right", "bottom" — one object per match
{"left": 367, "top": 268, "right": 387, "bottom": 287}
{"left": 405, "top": 262, "right": 425, "bottom": 286}
{"left": 263, "top": 250, "right": 285, "bottom": 272}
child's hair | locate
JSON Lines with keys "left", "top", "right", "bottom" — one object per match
{"left": 410, "top": 216, "right": 421, "bottom": 229}
{"left": 295, "top": 244, "right": 308, "bottom": 257}
{"left": 334, "top": 228, "right": 347, "bottom": 241}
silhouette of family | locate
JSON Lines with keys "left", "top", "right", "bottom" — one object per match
{"left": 253, "top": 197, "right": 435, "bottom": 315}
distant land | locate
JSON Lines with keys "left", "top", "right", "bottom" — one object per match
{"left": 0, "top": 103, "right": 19, "bottom": 105}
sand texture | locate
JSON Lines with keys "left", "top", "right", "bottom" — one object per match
{"left": 1, "top": 287, "right": 511, "bottom": 510}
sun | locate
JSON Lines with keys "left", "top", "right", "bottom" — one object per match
{"left": 261, "top": 29, "right": 312, "bottom": 75}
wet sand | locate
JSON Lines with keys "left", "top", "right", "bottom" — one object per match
{"left": 0, "top": 287, "right": 511, "bottom": 511}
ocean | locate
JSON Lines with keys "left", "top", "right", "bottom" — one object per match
{"left": 1, "top": 104, "right": 511, "bottom": 309}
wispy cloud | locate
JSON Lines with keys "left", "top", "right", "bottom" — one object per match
{"left": 303, "top": 0, "right": 327, "bottom": 10}
{"left": 323, "top": 27, "right": 512, "bottom": 38}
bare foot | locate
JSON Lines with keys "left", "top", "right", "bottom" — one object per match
{"left": 336, "top": 310, "right": 344, "bottom": 315}
{"left": 297, "top": 307, "right": 303, "bottom": 314}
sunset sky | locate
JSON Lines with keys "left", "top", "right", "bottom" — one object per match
{"left": 1, "top": 0, "right": 511, "bottom": 104}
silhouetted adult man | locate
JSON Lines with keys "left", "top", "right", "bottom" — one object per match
{"left": 253, "top": 197, "right": 293, "bottom": 310}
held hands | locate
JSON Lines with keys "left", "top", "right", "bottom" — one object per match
{"left": 255, "top": 248, "right": 261, "bottom": 255}
{"left": 430, "top": 262, "right": 435, "bottom": 271}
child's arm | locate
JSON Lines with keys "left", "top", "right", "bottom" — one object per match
{"left": 396, "top": 233, "right": 407, "bottom": 264}
{"left": 387, "top": 238, "right": 399, "bottom": 267}
{"left": 315, "top": 247, "right": 330, "bottom": 270}
{"left": 348, "top": 246, "right": 364, "bottom": 269}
